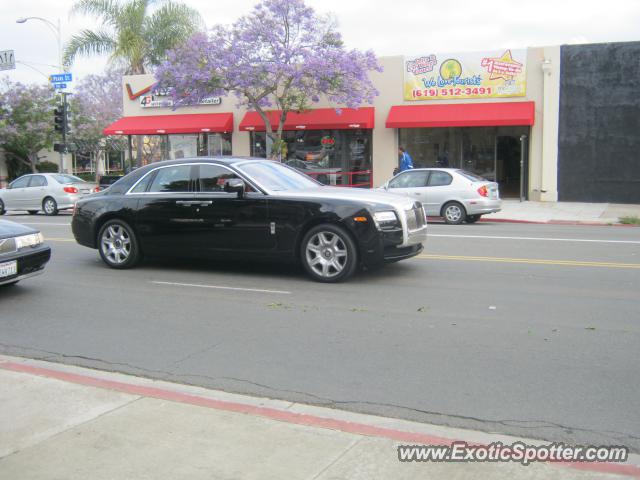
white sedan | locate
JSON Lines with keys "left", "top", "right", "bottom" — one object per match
{"left": 380, "top": 168, "right": 501, "bottom": 224}
{"left": 0, "top": 173, "right": 99, "bottom": 216}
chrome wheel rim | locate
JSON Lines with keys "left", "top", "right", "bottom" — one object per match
{"left": 101, "top": 224, "right": 132, "bottom": 265}
{"left": 305, "top": 231, "right": 348, "bottom": 278}
{"left": 445, "top": 205, "right": 462, "bottom": 222}
{"left": 44, "top": 200, "right": 55, "bottom": 214}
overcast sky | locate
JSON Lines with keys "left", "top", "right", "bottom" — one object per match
{"left": 2, "top": 0, "right": 639, "bottom": 87}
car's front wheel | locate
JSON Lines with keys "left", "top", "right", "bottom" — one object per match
{"left": 98, "top": 219, "right": 141, "bottom": 269}
{"left": 0, "top": 199, "right": 5, "bottom": 215}
{"left": 442, "top": 202, "right": 466, "bottom": 225}
{"left": 301, "top": 224, "right": 357, "bottom": 282}
{"left": 466, "top": 214, "right": 482, "bottom": 224}
{"left": 42, "top": 197, "right": 58, "bottom": 216}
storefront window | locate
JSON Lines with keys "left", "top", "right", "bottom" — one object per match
{"left": 130, "top": 135, "right": 168, "bottom": 167}
{"left": 202, "top": 133, "right": 232, "bottom": 156}
{"left": 399, "top": 126, "right": 528, "bottom": 196}
{"left": 250, "top": 130, "right": 372, "bottom": 187}
{"left": 169, "top": 135, "right": 198, "bottom": 159}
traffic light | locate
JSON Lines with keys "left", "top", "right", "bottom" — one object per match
{"left": 54, "top": 106, "right": 66, "bottom": 134}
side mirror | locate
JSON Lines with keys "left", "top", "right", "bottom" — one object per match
{"left": 224, "top": 178, "right": 245, "bottom": 198}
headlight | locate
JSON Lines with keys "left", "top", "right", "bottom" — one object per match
{"left": 373, "top": 210, "right": 400, "bottom": 230}
{"left": 15, "top": 232, "right": 44, "bottom": 249}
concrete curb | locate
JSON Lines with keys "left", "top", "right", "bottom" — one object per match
{"left": 1, "top": 355, "right": 639, "bottom": 478}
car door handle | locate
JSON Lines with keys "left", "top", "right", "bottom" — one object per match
{"left": 175, "top": 200, "right": 213, "bottom": 206}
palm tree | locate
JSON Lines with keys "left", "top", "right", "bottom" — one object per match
{"left": 63, "top": 0, "right": 203, "bottom": 74}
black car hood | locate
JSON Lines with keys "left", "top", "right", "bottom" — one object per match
{"left": 0, "top": 220, "right": 38, "bottom": 239}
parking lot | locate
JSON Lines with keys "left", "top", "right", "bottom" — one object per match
{"left": 1, "top": 212, "right": 639, "bottom": 451}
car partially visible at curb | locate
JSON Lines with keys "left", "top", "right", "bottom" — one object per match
{"left": 0, "top": 173, "right": 99, "bottom": 216}
{"left": 71, "top": 157, "right": 427, "bottom": 282}
{"left": 380, "top": 168, "right": 501, "bottom": 224}
{"left": 0, "top": 220, "right": 51, "bottom": 287}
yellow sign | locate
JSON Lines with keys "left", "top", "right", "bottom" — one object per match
{"left": 404, "top": 49, "right": 527, "bottom": 101}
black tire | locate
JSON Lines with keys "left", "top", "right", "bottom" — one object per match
{"left": 97, "top": 219, "right": 141, "bottom": 269}
{"left": 0, "top": 199, "right": 5, "bottom": 215}
{"left": 442, "top": 201, "right": 466, "bottom": 225}
{"left": 466, "top": 214, "right": 481, "bottom": 224}
{"left": 300, "top": 224, "right": 358, "bottom": 283}
{"left": 28, "top": 210, "right": 39, "bottom": 215}
{"left": 42, "top": 197, "right": 58, "bottom": 216}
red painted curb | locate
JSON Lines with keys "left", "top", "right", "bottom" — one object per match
{"left": 2, "top": 360, "right": 639, "bottom": 478}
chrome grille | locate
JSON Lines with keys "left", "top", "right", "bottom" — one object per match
{"left": 0, "top": 238, "right": 17, "bottom": 255}
{"left": 405, "top": 204, "right": 426, "bottom": 231}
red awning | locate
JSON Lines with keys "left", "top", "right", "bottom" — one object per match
{"left": 239, "top": 107, "right": 374, "bottom": 131}
{"left": 103, "top": 113, "right": 234, "bottom": 135}
{"left": 385, "top": 102, "right": 535, "bottom": 128}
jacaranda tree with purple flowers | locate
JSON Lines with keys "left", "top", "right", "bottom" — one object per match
{"left": 69, "top": 66, "right": 125, "bottom": 155}
{"left": 0, "top": 78, "right": 56, "bottom": 175}
{"left": 155, "top": 0, "right": 382, "bottom": 158}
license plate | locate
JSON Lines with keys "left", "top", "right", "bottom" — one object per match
{"left": 80, "top": 189, "right": 90, "bottom": 194}
{"left": 0, "top": 260, "right": 17, "bottom": 278}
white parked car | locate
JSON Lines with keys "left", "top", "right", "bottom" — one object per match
{"left": 380, "top": 168, "right": 501, "bottom": 224}
{"left": 0, "top": 173, "right": 99, "bottom": 216}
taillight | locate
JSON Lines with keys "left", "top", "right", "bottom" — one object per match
{"left": 94, "top": 187, "right": 101, "bottom": 193}
{"left": 477, "top": 185, "right": 488, "bottom": 197}
{"left": 64, "top": 186, "right": 78, "bottom": 194}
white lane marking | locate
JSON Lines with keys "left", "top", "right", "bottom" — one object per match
{"left": 428, "top": 234, "right": 640, "bottom": 245}
{"left": 17, "top": 222, "right": 71, "bottom": 226}
{"left": 151, "top": 281, "right": 291, "bottom": 295}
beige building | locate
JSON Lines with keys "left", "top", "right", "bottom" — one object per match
{"left": 105, "top": 47, "right": 561, "bottom": 201}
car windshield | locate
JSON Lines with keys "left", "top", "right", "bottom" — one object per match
{"left": 457, "top": 170, "right": 487, "bottom": 182}
{"left": 236, "top": 161, "right": 321, "bottom": 192}
{"left": 53, "top": 174, "right": 86, "bottom": 184}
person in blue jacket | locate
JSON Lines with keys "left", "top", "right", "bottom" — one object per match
{"left": 398, "top": 146, "right": 414, "bottom": 172}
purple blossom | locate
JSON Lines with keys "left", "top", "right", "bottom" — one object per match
{"left": 155, "top": 0, "right": 382, "bottom": 142}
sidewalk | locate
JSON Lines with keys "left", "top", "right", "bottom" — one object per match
{"left": 1, "top": 355, "right": 638, "bottom": 479}
{"left": 481, "top": 200, "right": 640, "bottom": 225}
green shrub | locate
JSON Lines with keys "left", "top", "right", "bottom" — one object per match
{"left": 75, "top": 172, "right": 97, "bottom": 182}
{"left": 36, "top": 161, "right": 60, "bottom": 173}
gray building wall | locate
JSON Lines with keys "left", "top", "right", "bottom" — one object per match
{"left": 558, "top": 41, "right": 640, "bottom": 203}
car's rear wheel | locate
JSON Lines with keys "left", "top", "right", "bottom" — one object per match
{"left": 28, "top": 210, "right": 39, "bottom": 215}
{"left": 0, "top": 199, "right": 5, "bottom": 215}
{"left": 98, "top": 219, "right": 141, "bottom": 269}
{"left": 42, "top": 197, "right": 58, "bottom": 216}
{"left": 301, "top": 224, "right": 357, "bottom": 282}
{"left": 442, "top": 202, "right": 466, "bottom": 225}
{"left": 466, "top": 214, "right": 481, "bottom": 223}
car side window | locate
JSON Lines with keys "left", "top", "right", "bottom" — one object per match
{"left": 198, "top": 165, "right": 254, "bottom": 193}
{"left": 389, "top": 171, "right": 429, "bottom": 189}
{"left": 130, "top": 172, "right": 156, "bottom": 193}
{"left": 198, "top": 165, "right": 240, "bottom": 193}
{"left": 428, "top": 171, "right": 453, "bottom": 187}
{"left": 29, "top": 175, "right": 47, "bottom": 187}
{"left": 148, "top": 166, "right": 192, "bottom": 193}
{"left": 10, "top": 176, "right": 30, "bottom": 188}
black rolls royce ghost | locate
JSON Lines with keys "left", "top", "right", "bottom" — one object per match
{"left": 71, "top": 158, "right": 427, "bottom": 282}
{"left": 0, "top": 220, "right": 51, "bottom": 286}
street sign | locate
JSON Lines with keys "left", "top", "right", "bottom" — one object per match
{"left": 50, "top": 73, "right": 72, "bottom": 83}
{"left": 53, "top": 83, "right": 67, "bottom": 90}
{"left": 0, "top": 50, "right": 15, "bottom": 71}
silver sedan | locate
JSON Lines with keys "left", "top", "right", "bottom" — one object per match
{"left": 380, "top": 168, "right": 501, "bottom": 224}
{"left": 0, "top": 173, "right": 99, "bottom": 216}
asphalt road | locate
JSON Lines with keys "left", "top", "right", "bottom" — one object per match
{"left": 1, "top": 212, "right": 639, "bottom": 451}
